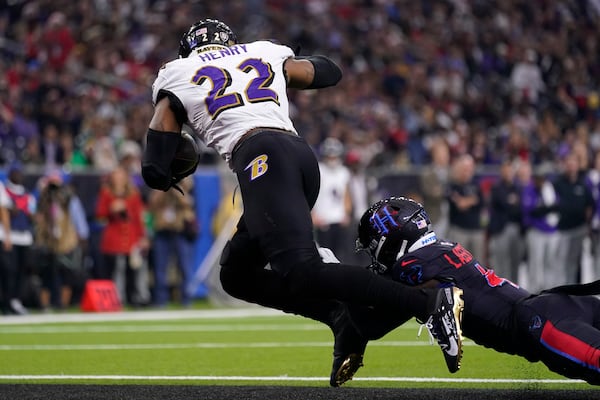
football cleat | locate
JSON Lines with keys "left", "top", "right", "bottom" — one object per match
{"left": 423, "top": 286, "right": 464, "bottom": 373}
{"left": 331, "top": 353, "right": 364, "bottom": 387}
{"left": 329, "top": 306, "right": 367, "bottom": 387}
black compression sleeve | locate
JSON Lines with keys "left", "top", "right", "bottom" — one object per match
{"left": 304, "top": 55, "right": 342, "bottom": 89}
{"left": 141, "top": 129, "right": 181, "bottom": 191}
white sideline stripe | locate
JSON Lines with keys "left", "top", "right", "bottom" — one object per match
{"left": 0, "top": 322, "right": 421, "bottom": 334}
{"left": 0, "top": 307, "right": 287, "bottom": 325}
{"left": 0, "top": 341, "right": 476, "bottom": 351}
{"left": 0, "top": 374, "right": 584, "bottom": 384}
{"left": 0, "top": 308, "right": 421, "bottom": 331}
{"left": 0, "top": 308, "right": 420, "bottom": 330}
{"left": 0, "top": 323, "right": 329, "bottom": 334}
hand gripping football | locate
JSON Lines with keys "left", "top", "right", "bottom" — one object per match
{"left": 171, "top": 132, "right": 200, "bottom": 177}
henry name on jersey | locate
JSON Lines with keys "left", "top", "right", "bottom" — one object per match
{"left": 194, "top": 44, "right": 248, "bottom": 63}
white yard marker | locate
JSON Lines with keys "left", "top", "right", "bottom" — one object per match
{"left": 0, "top": 374, "right": 585, "bottom": 385}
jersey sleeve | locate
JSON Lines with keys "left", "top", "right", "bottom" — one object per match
{"left": 151, "top": 71, "right": 168, "bottom": 106}
{"left": 255, "top": 40, "right": 295, "bottom": 61}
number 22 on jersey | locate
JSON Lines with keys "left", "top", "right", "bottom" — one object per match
{"left": 192, "top": 58, "right": 279, "bottom": 119}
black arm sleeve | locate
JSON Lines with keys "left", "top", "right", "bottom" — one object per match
{"left": 304, "top": 55, "right": 342, "bottom": 89}
{"left": 141, "top": 129, "right": 181, "bottom": 191}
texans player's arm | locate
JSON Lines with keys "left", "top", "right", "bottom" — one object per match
{"left": 393, "top": 256, "right": 452, "bottom": 289}
{"left": 415, "top": 279, "right": 441, "bottom": 289}
{"left": 142, "top": 91, "right": 186, "bottom": 191}
{"left": 284, "top": 56, "right": 342, "bottom": 89}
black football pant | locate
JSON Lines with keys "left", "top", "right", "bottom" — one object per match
{"left": 220, "top": 130, "right": 431, "bottom": 325}
{"left": 515, "top": 293, "right": 600, "bottom": 385}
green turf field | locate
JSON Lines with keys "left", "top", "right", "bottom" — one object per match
{"left": 0, "top": 306, "right": 593, "bottom": 391}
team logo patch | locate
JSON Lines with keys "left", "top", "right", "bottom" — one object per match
{"left": 244, "top": 155, "right": 269, "bottom": 180}
{"left": 396, "top": 263, "right": 423, "bottom": 286}
{"left": 370, "top": 206, "right": 399, "bottom": 234}
{"left": 529, "top": 315, "right": 542, "bottom": 331}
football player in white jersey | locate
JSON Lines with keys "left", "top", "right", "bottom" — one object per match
{"left": 141, "top": 18, "right": 464, "bottom": 385}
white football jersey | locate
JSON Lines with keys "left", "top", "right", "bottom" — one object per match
{"left": 152, "top": 40, "right": 298, "bottom": 164}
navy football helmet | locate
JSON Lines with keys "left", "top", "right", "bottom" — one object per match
{"left": 356, "top": 196, "right": 433, "bottom": 272}
{"left": 178, "top": 19, "right": 238, "bottom": 58}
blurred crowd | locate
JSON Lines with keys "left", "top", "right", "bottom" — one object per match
{"left": 0, "top": 164, "right": 199, "bottom": 315}
{"left": 2, "top": 0, "right": 600, "bottom": 313}
{"left": 1, "top": 1, "right": 600, "bottom": 171}
{"left": 314, "top": 135, "right": 598, "bottom": 296}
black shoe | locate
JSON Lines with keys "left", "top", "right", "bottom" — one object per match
{"left": 424, "top": 286, "right": 464, "bottom": 373}
{"left": 329, "top": 306, "right": 367, "bottom": 387}
{"left": 331, "top": 353, "right": 364, "bottom": 387}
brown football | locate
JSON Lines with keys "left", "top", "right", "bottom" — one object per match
{"left": 171, "top": 132, "right": 200, "bottom": 176}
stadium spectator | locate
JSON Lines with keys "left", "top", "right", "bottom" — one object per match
{"left": 40, "top": 12, "right": 75, "bottom": 71}
{"left": 118, "top": 140, "right": 146, "bottom": 191}
{"left": 446, "top": 154, "right": 485, "bottom": 262}
{"left": 95, "top": 166, "right": 149, "bottom": 307}
{"left": 67, "top": 177, "right": 91, "bottom": 292}
{"left": 519, "top": 161, "right": 560, "bottom": 293}
{"left": 486, "top": 158, "right": 524, "bottom": 283}
{"left": 552, "top": 151, "right": 594, "bottom": 285}
{"left": 0, "top": 179, "right": 13, "bottom": 314}
{"left": 147, "top": 176, "right": 197, "bottom": 307}
{"left": 586, "top": 149, "right": 600, "bottom": 280}
{"left": 0, "top": 93, "right": 40, "bottom": 165}
{"left": 419, "top": 138, "right": 450, "bottom": 238}
{"left": 60, "top": 131, "right": 87, "bottom": 168}
{"left": 3, "top": 163, "right": 36, "bottom": 315}
{"left": 34, "top": 171, "right": 83, "bottom": 311}
{"left": 81, "top": 120, "right": 119, "bottom": 172}
{"left": 39, "top": 123, "right": 66, "bottom": 169}
{"left": 509, "top": 49, "right": 545, "bottom": 106}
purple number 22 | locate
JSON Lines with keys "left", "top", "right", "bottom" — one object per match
{"left": 192, "top": 58, "right": 279, "bottom": 119}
